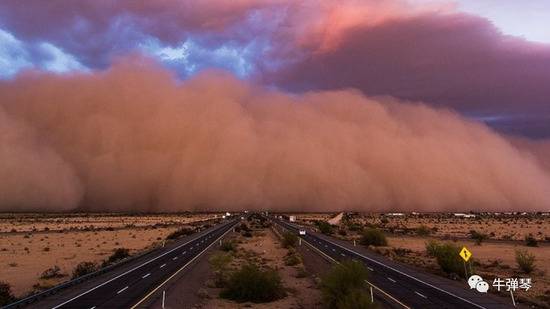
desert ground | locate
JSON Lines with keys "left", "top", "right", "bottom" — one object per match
{"left": 288, "top": 212, "right": 550, "bottom": 307}
{"left": 0, "top": 213, "right": 218, "bottom": 297}
{"left": 196, "top": 217, "right": 323, "bottom": 308}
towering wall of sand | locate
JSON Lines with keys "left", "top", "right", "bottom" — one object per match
{"left": 0, "top": 59, "right": 549, "bottom": 212}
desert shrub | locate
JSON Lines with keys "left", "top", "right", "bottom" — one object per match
{"left": 524, "top": 235, "right": 538, "bottom": 247}
{"left": 72, "top": 261, "right": 98, "bottom": 279}
{"left": 295, "top": 266, "right": 308, "bottom": 278}
{"left": 166, "top": 227, "right": 194, "bottom": 240}
{"left": 515, "top": 249, "right": 536, "bottom": 274}
{"left": 427, "top": 242, "right": 466, "bottom": 277}
{"left": 316, "top": 221, "right": 333, "bottom": 235}
{"left": 284, "top": 252, "right": 301, "bottom": 266}
{"left": 415, "top": 225, "right": 431, "bottom": 236}
{"left": 338, "top": 229, "right": 347, "bottom": 236}
{"left": 336, "top": 289, "right": 376, "bottom": 309}
{"left": 425, "top": 240, "right": 439, "bottom": 257}
{"left": 103, "top": 248, "right": 130, "bottom": 266}
{"left": 347, "top": 223, "right": 364, "bottom": 232}
{"left": 360, "top": 228, "right": 387, "bottom": 247}
{"left": 320, "top": 260, "right": 372, "bottom": 309}
{"left": 282, "top": 232, "right": 298, "bottom": 248}
{"left": 220, "top": 264, "right": 285, "bottom": 303}
{"left": 221, "top": 240, "right": 237, "bottom": 252}
{"left": 40, "top": 265, "right": 64, "bottom": 279}
{"left": 0, "top": 281, "right": 15, "bottom": 306}
{"left": 239, "top": 223, "right": 250, "bottom": 232}
{"left": 469, "top": 230, "right": 487, "bottom": 245}
{"left": 209, "top": 252, "right": 233, "bottom": 287}
{"left": 242, "top": 231, "right": 253, "bottom": 238}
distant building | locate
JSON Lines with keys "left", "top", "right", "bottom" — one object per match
{"left": 386, "top": 213, "right": 404, "bottom": 217}
{"left": 453, "top": 213, "right": 476, "bottom": 218}
{"left": 289, "top": 216, "right": 296, "bottom": 222}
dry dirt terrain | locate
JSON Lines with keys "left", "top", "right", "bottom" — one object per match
{"left": 197, "top": 220, "right": 322, "bottom": 308}
{"left": 0, "top": 213, "right": 217, "bottom": 297}
{"left": 287, "top": 212, "right": 550, "bottom": 308}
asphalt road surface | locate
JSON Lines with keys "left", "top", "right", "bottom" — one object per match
{"left": 10, "top": 218, "right": 238, "bottom": 309}
{"left": 272, "top": 218, "right": 516, "bottom": 309}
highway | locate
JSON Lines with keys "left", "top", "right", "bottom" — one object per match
{"left": 7, "top": 218, "right": 238, "bottom": 309}
{"left": 271, "top": 218, "right": 515, "bottom": 309}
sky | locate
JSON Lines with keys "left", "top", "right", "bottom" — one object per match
{"left": 0, "top": 0, "right": 549, "bottom": 139}
{"left": 0, "top": 1, "right": 549, "bottom": 211}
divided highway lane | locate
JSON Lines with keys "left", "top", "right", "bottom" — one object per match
{"left": 15, "top": 219, "right": 239, "bottom": 309}
{"left": 272, "top": 218, "right": 514, "bottom": 309}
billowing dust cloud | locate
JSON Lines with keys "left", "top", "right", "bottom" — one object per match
{"left": 1, "top": 59, "right": 549, "bottom": 212}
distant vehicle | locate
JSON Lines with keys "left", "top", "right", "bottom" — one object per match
{"left": 289, "top": 215, "right": 296, "bottom": 222}
{"left": 299, "top": 229, "right": 306, "bottom": 235}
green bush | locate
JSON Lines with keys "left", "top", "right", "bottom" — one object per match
{"left": 282, "top": 232, "right": 298, "bottom": 248}
{"left": 166, "top": 227, "right": 194, "bottom": 240}
{"left": 425, "top": 240, "right": 439, "bottom": 257}
{"left": 320, "top": 260, "right": 372, "bottom": 309}
{"left": 337, "top": 289, "right": 376, "bottom": 309}
{"left": 347, "top": 223, "right": 364, "bottom": 232}
{"left": 469, "top": 230, "right": 487, "bottom": 245}
{"left": 221, "top": 240, "right": 237, "bottom": 252}
{"left": 415, "top": 225, "right": 431, "bottom": 236}
{"left": 40, "top": 265, "right": 64, "bottom": 279}
{"left": 515, "top": 249, "right": 536, "bottom": 274}
{"left": 425, "top": 242, "right": 466, "bottom": 277}
{"left": 360, "top": 228, "right": 387, "bottom": 247}
{"left": 72, "top": 261, "right": 98, "bottom": 279}
{"left": 284, "top": 252, "right": 301, "bottom": 266}
{"left": 220, "top": 264, "right": 285, "bottom": 303}
{"left": 209, "top": 252, "right": 233, "bottom": 287}
{"left": 0, "top": 281, "right": 15, "bottom": 306}
{"left": 524, "top": 235, "right": 538, "bottom": 247}
{"left": 103, "top": 248, "right": 130, "bottom": 266}
{"left": 316, "top": 221, "right": 333, "bottom": 235}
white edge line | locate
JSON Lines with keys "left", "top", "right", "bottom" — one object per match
{"left": 283, "top": 221, "right": 487, "bottom": 309}
{"left": 50, "top": 221, "right": 234, "bottom": 309}
{"left": 129, "top": 222, "right": 237, "bottom": 309}
{"left": 292, "top": 228, "right": 411, "bottom": 309}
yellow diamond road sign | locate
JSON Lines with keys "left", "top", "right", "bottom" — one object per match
{"left": 459, "top": 246, "right": 472, "bottom": 262}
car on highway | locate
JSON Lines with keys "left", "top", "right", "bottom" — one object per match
{"left": 299, "top": 229, "right": 306, "bottom": 235}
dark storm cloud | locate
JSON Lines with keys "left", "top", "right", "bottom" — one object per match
{"left": 0, "top": 0, "right": 281, "bottom": 68}
{"left": 265, "top": 12, "right": 550, "bottom": 118}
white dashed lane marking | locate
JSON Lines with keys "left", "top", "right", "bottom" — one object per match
{"left": 415, "top": 291, "right": 428, "bottom": 299}
{"left": 117, "top": 286, "right": 129, "bottom": 294}
{"left": 387, "top": 277, "right": 396, "bottom": 283}
{"left": 142, "top": 273, "right": 150, "bottom": 279}
{"left": 160, "top": 264, "right": 166, "bottom": 269}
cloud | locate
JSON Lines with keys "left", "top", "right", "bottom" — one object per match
{"left": 264, "top": 11, "right": 550, "bottom": 119}
{"left": 0, "top": 0, "right": 282, "bottom": 68}
{"left": 2, "top": 0, "right": 550, "bottom": 135}
{"left": 0, "top": 58, "right": 548, "bottom": 212}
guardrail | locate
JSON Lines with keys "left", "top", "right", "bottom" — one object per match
{"left": 1, "top": 220, "right": 231, "bottom": 309}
